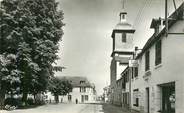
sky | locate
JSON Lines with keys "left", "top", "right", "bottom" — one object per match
{"left": 0, "top": 0, "right": 182, "bottom": 95}
{"left": 54, "top": 0, "right": 183, "bottom": 95}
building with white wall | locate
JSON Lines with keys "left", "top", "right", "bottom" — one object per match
{"left": 109, "top": 2, "right": 184, "bottom": 113}
{"left": 45, "top": 76, "right": 97, "bottom": 103}
{"left": 103, "top": 86, "right": 111, "bottom": 103}
{"left": 131, "top": 3, "right": 184, "bottom": 113}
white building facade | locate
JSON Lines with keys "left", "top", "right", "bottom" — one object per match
{"left": 62, "top": 86, "right": 96, "bottom": 103}
{"left": 131, "top": 3, "right": 184, "bottom": 113}
{"left": 45, "top": 76, "right": 97, "bottom": 103}
{"left": 109, "top": 2, "right": 184, "bottom": 113}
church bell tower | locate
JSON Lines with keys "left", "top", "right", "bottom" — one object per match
{"left": 110, "top": 0, "right": 135, "bottom": 88}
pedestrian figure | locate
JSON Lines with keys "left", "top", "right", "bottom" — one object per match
{"left": 49, "top": 99, "right": 51, "bottom": 103}
{"left": 75, "top": 99, "right": 78, "bottom": 104}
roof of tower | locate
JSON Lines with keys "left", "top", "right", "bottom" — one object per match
{"left": 111, "top": 21, "right": 135, "bottom": 38}
{"left": 114, "top": 22, "right": 133, "bottom": 30}
{"left": 114, "top": 8, "right": 134, "bottom": 31}
{"left": 111, "top": 10, "right": 135, "bottom": 37}
{"left": 120, "top": 8, "right": 127, "bottom": 14}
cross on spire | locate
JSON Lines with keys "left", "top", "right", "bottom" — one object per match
{"left": 122, "top": 0, "right": 125, "bottom": 9}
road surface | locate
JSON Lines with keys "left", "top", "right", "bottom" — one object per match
{"left": 0, "top": 103, "right": 136, "bottom": 113}
{"left": 1, "top": 103, "right": 103, "bottom": 113}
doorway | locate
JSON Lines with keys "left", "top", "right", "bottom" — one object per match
{"left": 146, "top": 87, "right": 150, "bottom": 113}
{"left": 68, "top": 95, "right": 72, "bottom": 102}
{"left": 162, "top": 83, "right": 175, "bottom": 113}
{"left": 81, "top": 95, "right": 84, "bottom": 103}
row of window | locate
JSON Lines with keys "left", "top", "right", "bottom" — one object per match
{"left": 80, "top": 87, "right": 86, "bottom": 93}
{"left": 145, "top": 40, "right": 162, "bottom": 71}
{"left": 120, "top": 40, "right": 162, "bottom": 85}
{"left": 80, "top": 80, "right": 85, "bottom": 84}
{"left": 67, "top": 95, "right": 89, "bottom": 101}
{"left": 131, "top": 40, "right": 161, "bottom": 79}
{"left": 119, "top": 40, "right": 162, "bottom": 107}
{"left": 121, "top": 67, "right": 138, "bottom": 88}
{"left": 81, "top": 95, "right": 89, "bottom": 101}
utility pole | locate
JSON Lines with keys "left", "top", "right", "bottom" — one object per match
{"left": 129, "top": 67, "right": 132, "bottom": 111}
{"left": 172, "top": 0, "right": 177, "bottom": 10}
{"left": 165, "top": 0, "right": 168, "bottom": 37}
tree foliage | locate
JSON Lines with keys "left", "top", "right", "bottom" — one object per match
{"left": 48, "top": 77, "right": 72, "bottom": 96}
{"left": 0, "top": 0, "right": 64, "bottom": 104}
{"left": 48, "top": 77, "right": 72, "bottom": 103}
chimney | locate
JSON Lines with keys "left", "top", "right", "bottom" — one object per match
{"left": 134, "top": 46, "right": 142, "bottom": 57}
{"left": 150, "top": 17, "right": 164, "bottom": 35}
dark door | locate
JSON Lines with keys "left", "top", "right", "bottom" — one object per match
{"left": 68, "top": 95, "right": 72, "bottom": 102}
{"left": 146, "top": 88, "right": 150, "bottom": 113}
{"left": 162, "top": 86, "right": 175, "bottom": 113}
{"left": 81, "top": 95, "right": 84, "bottom": 103}
{"left": 85, "top": 95, "right": 88, "bottom": 101}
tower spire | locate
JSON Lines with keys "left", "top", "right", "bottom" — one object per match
{"left": 119, "top": 0, "right": 127, "bottom": 23}
{"left": 122, "top": 0, "right": 125, "bottom": 9}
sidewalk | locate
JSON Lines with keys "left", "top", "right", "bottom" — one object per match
{"left": 101, "top": 103, "right": 139, "bottom": 113}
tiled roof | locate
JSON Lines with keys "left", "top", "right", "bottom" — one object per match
{"left": 58, "top": 76, "right": 94, "bottom": 88}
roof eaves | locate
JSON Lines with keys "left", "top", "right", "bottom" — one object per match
{"left": 120, "top": 66, "right": 129, "bottom": 76}
{"left": 135, "top": 2, "right": 184, "bottom": 60}
{"left": 111, "top": 29, "right": 136, "bottom": 38}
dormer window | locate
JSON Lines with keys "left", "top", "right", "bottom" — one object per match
{"left": 150, "top": 18, "right": 163, "bottom": 35}
{"left": 122, "top": 14, "right": 125, "bottom": 19}
{"left": 80, "top": 81, "right": 85, "bottom": 84}
{"left": 80, "top": 87, "right": 86, "bottom": 92}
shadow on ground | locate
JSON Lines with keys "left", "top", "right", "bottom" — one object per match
{"left": 100, "top": 103, "right": 133, "bottom": 113}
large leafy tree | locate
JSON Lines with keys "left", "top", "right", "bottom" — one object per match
{"left": 0, "top": 0, "right": 64, "bottom": 105}
{"left": 48, "top": 77, "right": 72, "bottom": 103}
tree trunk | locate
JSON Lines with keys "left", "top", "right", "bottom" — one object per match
{"left": 0, "top": 90, "right": 5, "bottom": 110}
{"left": 10, "top": 90, "right": 14, "bottom": 99}
{"left": 54, "top": 95, "right": 59, "bottom": 103}
{"left": 33, "top": 94, "right": 36, "bottom": 104}
{"left": 22, "top": 92, "right": 28, "bottom": 106}
{"left": 0, "top": 79, "right": 5, "bottom": 110}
